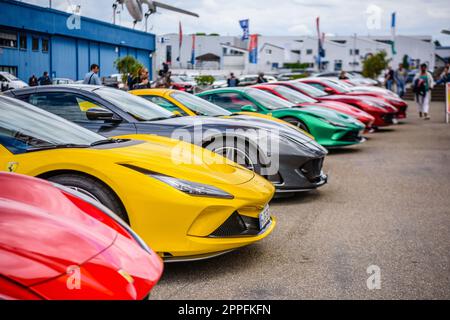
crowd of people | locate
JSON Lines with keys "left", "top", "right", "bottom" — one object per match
{"left": 27, "top": 71, "right": 52, "bottom": 86}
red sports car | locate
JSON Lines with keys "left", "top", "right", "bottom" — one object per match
{"left": 252, "top": 84, "right": 375, "bottom": 130}
{"left": 273, "top": 81, "right": 398, "bottom": 128}
{"left": 0, "top": 173, "right": 163, "bottom": 300}
{"left": 298, "top": 78, "right": 407, "bottom": 119}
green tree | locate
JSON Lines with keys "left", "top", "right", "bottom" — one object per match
{"left": 114, "top": 55, "right": 144, "bottom": 85}
{"left": 362, "top": 51, "right": 391, "bottom": 79}
{"left": 195, "top": 75, "right": 215, "bottom": 86}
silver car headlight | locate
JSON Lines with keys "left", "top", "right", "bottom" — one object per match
{"left": 150, "top": 173, "right": 234, "bottom": 199}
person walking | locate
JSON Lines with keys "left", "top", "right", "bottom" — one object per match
{"left": 28, "top": 74, "right": 38, "bottom": 87}
{"left": 38, "top": 72, "right": 52, "bottom": 85}
{"left": 413, "top": 63, "right": 434, "bottom": 120}
{"left": 227, "top": 73, "right": 240, "bottom": 87}
{"left": 83, "top": 64, "right": 101, "bottom": 85}
{"left": 256, "top": 72, "right": 267, "bottom": 84}
{"left": 385, "top": 66, "right": 394, "bottom": 91}
{"left": 394, "top": 63, "right": 407, "bottom": 98}
{"left": 132, "top": 67, "right": 151, "bottom": 90}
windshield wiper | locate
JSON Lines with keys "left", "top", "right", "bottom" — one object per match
{"left": 90, "top": 138, "right": 129, "bottom": 147}
{"left": 27, "top": 143, "right": 90, "bottom": 152}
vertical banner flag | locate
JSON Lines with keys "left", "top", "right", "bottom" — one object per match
{"left": 248, "top": 34, "right": 258, "bottom": 64}
{"left": 191, "top": 34, "right": 196, "bottom": 66}
{"left": 316, "top": 17, "right": 325, "bottom": 69}
{"left": 239, "top": 19, "right": 250, "bottom": 40}
{"left": 177, "top": 21, "right": 183, "bottom": 62}
{"left": 391, "top": 12, "right": 397, "bottom": 55}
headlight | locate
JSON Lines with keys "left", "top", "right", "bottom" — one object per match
{"left": 150, "top": 173, "right": 234, "bottom": 199}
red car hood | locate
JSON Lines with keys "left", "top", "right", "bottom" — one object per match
{"left": 319, "top": 94, "right": 374, "bottom": 102}
{"left": 0, "top": 175, "right": 117, "bottom": 288}
{"left": 310, "top": 101, "right": 372, "bottom": 117}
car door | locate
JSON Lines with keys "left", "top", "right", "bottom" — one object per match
{"left": 25, "top": 92, "right": 137, "bottom": 136}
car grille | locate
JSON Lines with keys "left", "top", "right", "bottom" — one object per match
{"left": 340, "top": 131, "right": 362, "bottom": 142}
{"left": 300, "top": 158, "right": 324, "bottom": 183}
{"left": 382, "top": 113, "right": 395, "bottom": 124}
{"left": 210, "top": 212, "right": 261, "bottom": 237}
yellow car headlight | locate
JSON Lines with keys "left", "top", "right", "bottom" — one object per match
{"left": 149, "top": 173, "right": 234, "bottom": 199}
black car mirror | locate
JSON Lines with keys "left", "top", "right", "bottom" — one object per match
{"left": 86, "top": 108, "right": 120, "bottom": 122}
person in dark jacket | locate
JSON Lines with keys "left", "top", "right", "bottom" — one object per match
{"left": 227, "top": 73, "right": 240, "bottom": 87}
{"left": 28, "top": 75, "right": 38, "bottom": 87}
{"left": 38, "top": 72, "right": 52, "bottom": 85}
{"left": 132, "top": 67, "right": 152, "bottom": 90}
{"left": 256, "top": 72, "right": 267, "bottom": 84}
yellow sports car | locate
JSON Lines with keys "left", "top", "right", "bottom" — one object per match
{"left": 130, "top": 88, "right": 314, "bottom": 139}
{"left": 0, "top": 96, "right": 276, "bottom": 261}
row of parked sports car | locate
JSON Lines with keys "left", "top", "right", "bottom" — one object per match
{"left": 0, "top": 76, "right": 407, "bottom": 299}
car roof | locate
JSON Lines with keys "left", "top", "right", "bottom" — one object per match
{"left": 199, "top": 87, "right": 248, "bottom": 94}
{"left": 131, "top": 88, "right": 175, "bottom": 95}
{"left": 8, "top": 84, "right": 103, "bottom": 96}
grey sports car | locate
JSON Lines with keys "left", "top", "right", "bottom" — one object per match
{"left": 6, "top": 85, "right": 328, "bottom": 194}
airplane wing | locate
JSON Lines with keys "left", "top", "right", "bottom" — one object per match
{"left": 153, "top": 1, "right": 200, "bottom": 17}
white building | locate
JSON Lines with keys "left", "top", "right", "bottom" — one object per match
{"left": 155, "top": 33, "right": 435, "bottom": 75}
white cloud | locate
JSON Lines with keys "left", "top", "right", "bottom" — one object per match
{"left": 22, "top": 0, "right": 450, "bottom": 44}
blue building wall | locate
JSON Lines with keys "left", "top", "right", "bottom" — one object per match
{"left": 0, "top": 0, "right": 155, "bottom": 81}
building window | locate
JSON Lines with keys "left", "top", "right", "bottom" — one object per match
{"left": 0, "top": 66, "right": 18, "bottom": 77}
{"left": 166, "top": 45, "right": 172, "bottom": 64}
{"left": 42, "top": 39, "right": 49, "bottom": 53}
{"left": 19, "top": 34, "right": 27, "bottom": 50}
{"left": 266, "top": 49, "right": 272, "bottom": 54}
{"left": 32, "top": 37, "right": 39, "bottom": 51}
{"left": 306, "top": 49, "right": 313, "bottom": 55}
{"left": 0, "top": 31, "right": 17, "bottom": 48}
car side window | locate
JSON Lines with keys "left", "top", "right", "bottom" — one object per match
{"left": 27, "top": 93, "right": 108, "bottom": 123}
{"left": 145, "top": 96, "right": 188, "bottom": 116}
{"left": 308, "top": 83, "right": 326, "bottom": 91}
{"left": 208, "top": 93, "right": 258, "bottom": 112}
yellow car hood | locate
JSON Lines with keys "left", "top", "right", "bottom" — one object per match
{"left": 109, "top": 134, "right": 255, "bottom": 186}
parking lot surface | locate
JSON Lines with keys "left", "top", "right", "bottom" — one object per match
{"left": 151, "top": 101, "right": 450, "bottom": 300}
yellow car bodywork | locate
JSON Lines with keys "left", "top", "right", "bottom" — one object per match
{"left": 130, "top": 88, "right": 314, "bottom": 139}
{"left": 0, "top": 134, "right": 276, "bottom": 261}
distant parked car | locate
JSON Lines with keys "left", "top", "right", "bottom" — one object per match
{"left": 211, "top": 75, "right": 228, "bottom": 89}
{"left": 276, "top": 72, "right": 308, "bottom": 81}
{"left": 103, "top": 74, "right": 126, "bottom": 89}
{"left": 0, "top": 72, "right": 28, "bottom": 91}
{"left": 238, "top": 75, "right": 277, "bottom": 86}
{"left": 52, "top": 78, "right": 75, "bottom": 85}
{"left": 171, "top": 75, "right": 195, "bottom": 93}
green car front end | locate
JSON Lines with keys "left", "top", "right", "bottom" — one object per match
{"left": 197, "top": 88, "right": 366, "bottom": 148}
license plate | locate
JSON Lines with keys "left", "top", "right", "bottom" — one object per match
{"left": 392, "top": 118, "right": 399, "bottom": 124}
{"left": 259, "top": 205, "right": 271, "bottom": 230}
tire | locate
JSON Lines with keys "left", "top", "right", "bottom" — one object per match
{"left": 281, "top": 117, "right": 309, "bottom": 132}
{"left": 205, "top": 136, "right": 263, "bottom": 174}
{"left": 46, "top": 173, "right": 129, "bottom": 224}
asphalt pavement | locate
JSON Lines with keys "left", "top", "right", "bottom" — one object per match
{"left": 151, "top": 101, "right": 450, "bottom": 300}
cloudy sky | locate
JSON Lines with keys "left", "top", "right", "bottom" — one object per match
{"left": 24, "top": 0, "right": 450, "bottom": 44}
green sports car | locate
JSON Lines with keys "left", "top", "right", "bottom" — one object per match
{"left": 197, "top": 87, "right": 366, "bottom": 148}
